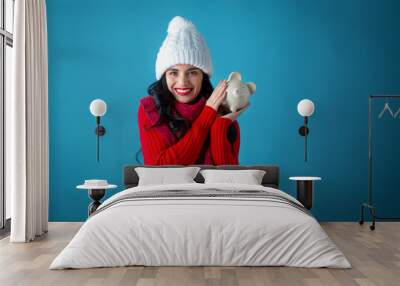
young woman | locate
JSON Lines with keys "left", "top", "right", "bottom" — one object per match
{"left": 138, "top": 16, "right": 248, "bottom": 165}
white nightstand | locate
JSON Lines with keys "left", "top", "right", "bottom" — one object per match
{"left": 77, "top": 180, "right": 117, "bottom": 216}
{"left": 289, "top": 177, "right": 321, "bottom": 210}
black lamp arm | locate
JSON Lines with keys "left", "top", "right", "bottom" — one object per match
{"left": 94, "top": 116, "right": 106, "bottom": 162}
{"left": 298, "top": 116, "right": 310, "bottom": 162}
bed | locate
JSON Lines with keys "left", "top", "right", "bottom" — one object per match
{"left": 50, "top": 165, "right": 351, "bottom": 269}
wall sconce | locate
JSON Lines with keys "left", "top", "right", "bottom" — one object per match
{"left": 89, "top": 99, "right": 107, "bottom": 162}
{"left": 297, "top": 99, "right": 315, "bottom": 162}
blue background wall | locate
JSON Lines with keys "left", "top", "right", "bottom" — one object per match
{"left": 47, "top": 0, "right": 400, "bottom": 221}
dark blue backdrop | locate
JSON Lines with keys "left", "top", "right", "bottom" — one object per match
{"left": 47, "top": 0, "right": 400, "bottom": 221}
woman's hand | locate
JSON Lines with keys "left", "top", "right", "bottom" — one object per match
{"left": 206, "top": 80, "right": 228, "bottom": 111}
{"left": 222, "top": 103, "right": 250, "bottom": 122}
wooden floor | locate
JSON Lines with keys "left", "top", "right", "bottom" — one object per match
{"left": 0, "top": 222, "right": 399, "bottom": 286}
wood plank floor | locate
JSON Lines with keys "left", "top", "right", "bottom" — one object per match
{"left": 0, "top": 222, "right": 399, "bottom": 286}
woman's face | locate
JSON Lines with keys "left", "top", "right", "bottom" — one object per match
{"left": 165, "top": 64, "right": 204, "bottom": 104}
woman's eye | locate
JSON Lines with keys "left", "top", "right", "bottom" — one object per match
{"left": 170, "top": 71, "right": 178, "bottom": 76}
{"left": 190, "top": 71, "right": 199, "bottom": 76}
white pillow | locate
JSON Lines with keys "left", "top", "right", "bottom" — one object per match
{"left": 200, "top": 169, "right": 266, "bottom": 185}
{"left": 135, "top": 167, "right": 201, "bottom": 186}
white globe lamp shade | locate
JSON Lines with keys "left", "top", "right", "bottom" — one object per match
{"left": 90, "top": 99, "right": 107, "bottom": 117}
{"left": 297, "top": 99, "right": 315, "bottom": 117}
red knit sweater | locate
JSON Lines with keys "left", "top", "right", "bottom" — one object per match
{"left": 138, "top": 100, "right": 240, "bottom": 166}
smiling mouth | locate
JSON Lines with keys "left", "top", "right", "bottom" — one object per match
{"left": 174, "top": 88, "right": 193, "bottom": 96}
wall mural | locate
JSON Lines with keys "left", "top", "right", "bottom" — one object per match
{"left": 46, "top": 0, "right": 400, "bottom": 222}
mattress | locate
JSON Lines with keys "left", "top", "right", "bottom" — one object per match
{"left": 50, "top": 183, "right": 351, "bottom": 269}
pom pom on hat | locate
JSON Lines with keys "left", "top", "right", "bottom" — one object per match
{"left": 167, "top": 16, "right": 195, "bottom": 34}
{"left": 155, "top": 16, "right": 213, "bottom": 80}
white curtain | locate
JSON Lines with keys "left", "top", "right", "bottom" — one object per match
{"left": 8, "top": 0, "right": 49, "bottom": 242}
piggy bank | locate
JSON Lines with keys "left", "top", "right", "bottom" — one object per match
{"left": 223, "top": 72, "right": 256, "bottom": 112}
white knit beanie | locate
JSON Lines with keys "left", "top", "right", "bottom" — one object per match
{"left": 155, "top": 16, "right": 213, "bottom": 80}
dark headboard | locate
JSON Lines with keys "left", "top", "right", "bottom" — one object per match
{"left": 124, "top": 165, "right": 280, "bottom": 189}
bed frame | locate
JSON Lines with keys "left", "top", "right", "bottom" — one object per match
{"left": 123, "top": 165, "right": 280, "bottom": 189}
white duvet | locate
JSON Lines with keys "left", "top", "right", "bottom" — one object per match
{"left": 50, "top": 183, "right": 351, "bottom": 269}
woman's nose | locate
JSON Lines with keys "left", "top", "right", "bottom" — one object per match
{"left": 177, "top": 74, "right": 189, "bottom": 85}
